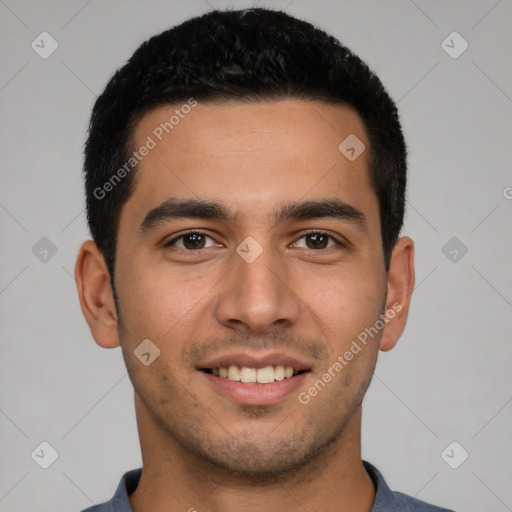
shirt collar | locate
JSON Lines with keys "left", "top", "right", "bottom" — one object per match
{"left": 109, "top": 461, "right": 397, "bottom": 511}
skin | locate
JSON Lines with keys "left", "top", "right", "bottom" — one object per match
{"left": 75, "top": 99, "right": 414, "bottom": 512}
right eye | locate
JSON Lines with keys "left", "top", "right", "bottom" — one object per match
{"left": 164, "top": 231, "right": 220, "bottom": 251}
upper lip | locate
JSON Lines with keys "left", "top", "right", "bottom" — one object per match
{"left": 197, "top": 352, "right": 313, "bottom": 372}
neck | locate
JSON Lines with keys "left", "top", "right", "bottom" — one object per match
{"left": 129, "top": 394, "right": 375, "bottom": 512}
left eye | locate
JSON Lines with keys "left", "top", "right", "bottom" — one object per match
{"left": 293, "top": 231, "right": 341, "bottom": 250}
{"left": 165, "top": 231, "right": 341, "bottom": 251}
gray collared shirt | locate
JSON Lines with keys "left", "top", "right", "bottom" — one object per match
{"left": 80, "top": 461, "right": 455, "bottom": 511}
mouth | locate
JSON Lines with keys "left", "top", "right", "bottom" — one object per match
{"left": 201, "top": 365, "right": 308, "bottom": 384}
{"left": 197, "top": 353, "right": 312, "bottom": 405}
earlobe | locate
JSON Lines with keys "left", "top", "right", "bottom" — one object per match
{"left": 74, "top": 240, "right": 121, "bottom": 349}
{"left": 379, "top": 236, "right": 415, "bottom": 352}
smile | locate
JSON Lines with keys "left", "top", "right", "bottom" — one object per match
{"left": 197, "top": 352, "right": 313, "bottom": 405}
{"left": 202, "top": 365, "right": 306, "bottom": 384}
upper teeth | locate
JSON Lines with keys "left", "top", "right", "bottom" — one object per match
{"left": 213, "top": 365, "right": 295, "bottom": 383}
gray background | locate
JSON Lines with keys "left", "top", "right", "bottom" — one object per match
{"left": 1, "top": 0, "right": 511, "bottom": 510}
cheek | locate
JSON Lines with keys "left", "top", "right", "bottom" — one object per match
{"left": 300, "top": 266, "right": 385, "bottom": 353}
{"left": 120, "top": 261, "right": 206, "bottom": 325}
{"left": 117, "top": 270, "right": 201, "bottom": 388}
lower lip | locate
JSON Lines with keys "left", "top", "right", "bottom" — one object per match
{"left": 200, "top": 371, "right": 309, "bottom": 406}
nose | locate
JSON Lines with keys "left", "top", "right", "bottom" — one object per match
{"left": 213, "top": 241, "right": 301, "bottom": 334}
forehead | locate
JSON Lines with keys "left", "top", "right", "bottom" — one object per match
{"left": 124, "top": 99, "right": 378, "bottom": 230}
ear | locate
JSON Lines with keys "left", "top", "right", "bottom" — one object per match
{"left": 379, "top": 236, "right": 415, "bottom": 352}
{"left": 74, "top": 240, "right": 120, "bottom": 348}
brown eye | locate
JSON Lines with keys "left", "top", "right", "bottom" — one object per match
{"left": 305, "top": 233, "right": 329, "bottom": 249}
{"left": 166, "top": 232, "right": 215, "bottom": 250}
{"left": 294, "top": 231, "right": 342, "bottom": 250}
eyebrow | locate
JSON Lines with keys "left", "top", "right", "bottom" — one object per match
{"left": 139, "top": 197, "right": 368, "bottom": 233}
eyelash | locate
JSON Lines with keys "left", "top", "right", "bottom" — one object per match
{"left": 164, "top": 230, "right": 346, "bottom": 252}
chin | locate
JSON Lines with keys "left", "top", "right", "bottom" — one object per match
{"left": 187, "top": 426, "right": 340, "bottom": 481}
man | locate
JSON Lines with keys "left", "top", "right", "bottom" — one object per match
{"left": 75, "top": 7, "right": 454, "bottom": 512}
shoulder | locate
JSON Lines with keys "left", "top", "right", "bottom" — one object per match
{"left": 78, "top": 468, "right": 142, "bottom": 512}
{"left": 392, "top": 490, "right": 456, "bottom": 511}
{"left": 80, "top": 504, "right": 108, "bottom": 512}
{"left": 363, "top": 461, "right": 455, "bottom": 512}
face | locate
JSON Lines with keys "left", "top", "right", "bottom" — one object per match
{"left": 94, "top": 99, "right": 407, "bottom": 477}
